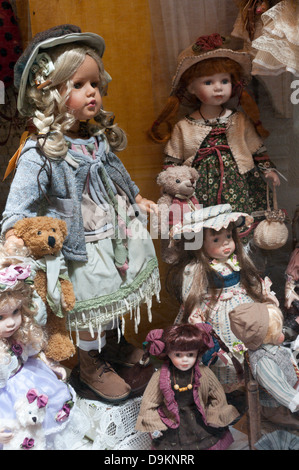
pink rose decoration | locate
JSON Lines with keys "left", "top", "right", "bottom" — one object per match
{"left": 0, "top": 265, "right": 31, "bottom": 287}
{"left": 192, "top": 33, "right": 223, "bottom": 52}
{"left": 21, "top": 437, "right": 35, "bottom": 449}
{"left": 55, "top": 402, "right": 72, "bottom": 422}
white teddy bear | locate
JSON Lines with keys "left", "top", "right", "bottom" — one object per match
{"left": 0, "top": 388, "right": 48, "bottom": 450}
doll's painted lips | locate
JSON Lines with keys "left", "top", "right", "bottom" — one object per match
{"left": 87, "top": 100, "right": 96, "bottom": 107}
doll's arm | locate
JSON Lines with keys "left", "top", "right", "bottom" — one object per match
{"left": 135, "top": 371, "right": 168, "bottom": 433}
{"left": 38, "top": 351, "right": 67, "bottom": 381}
{"left": 135, "top": 194, "right": 158, "bottom": 215}
{"left": 285, "top": 276, "right": 299, "bottom": 309}
{"left": 1, "top": 152, "right": 49, "bottom": 236}
{"left": 0, "top": 428, "right": 13, "bottom": 444}
{"left": 204, "top": 366, "right": 240, "bottom": 427}
{"left": 261, "top": 276, "right": 279, "bottom": 306}
{"left": 255, "top": 356, "right": 299, "bottom": 411}
{"left": 285, "top": 247, "right": 299, "bottom": 308}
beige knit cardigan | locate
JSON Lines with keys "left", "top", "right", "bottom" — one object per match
{"left": 164, "top": 111, "right": 265, "bottom": 174}
{"left": 135, "top": 365, "right": 239, "bottom": 432}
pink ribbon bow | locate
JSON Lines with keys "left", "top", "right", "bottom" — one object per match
{"left": 26, "top": 389, "right": 48, "bottom": 408}
{"left": 146, "top": 329, "right": 165, "bottom": 356}
{"left": 195, "top": 322, "right": 215, "bottom": 348}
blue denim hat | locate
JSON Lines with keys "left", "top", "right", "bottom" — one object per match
{"left": 14, "top": 24, "right": 109, "bottom": 115}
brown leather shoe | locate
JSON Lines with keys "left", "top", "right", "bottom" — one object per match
{"left": 77, "top": 349, "right": 131, "bottom": 403}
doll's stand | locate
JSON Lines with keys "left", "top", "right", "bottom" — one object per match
{"left": 244, "top": 351, "right": 262, "bottom": 450}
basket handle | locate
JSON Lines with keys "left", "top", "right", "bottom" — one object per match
{"left": 266, "top": 183, "right": 277, "bottom": 211}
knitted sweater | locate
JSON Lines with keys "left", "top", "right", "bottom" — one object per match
{"left": 164, "top": 111, "right": 264, "bottom": 174}
{"left": 1, "top": 135, "right": 139, "bottom": 262}
{"left": 135, "top": 364, "right": 239, "bottom": 432}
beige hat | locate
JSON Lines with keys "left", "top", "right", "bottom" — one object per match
{"left": 229, "top": 303, "right": 270, "bottom": 351}
{"left": 171, "top": 203, "right": 248, "bottom": 240}
{"left": 171, "top": 33, "right": 252, "bottom": 94}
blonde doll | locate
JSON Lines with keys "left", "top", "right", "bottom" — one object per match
{"left": 229, "top": 302, "right": 299, "bottom": 431}
{"left": 0, "top": 251, "right": 88, "bottom": 450}
{"left": 167, "top": 204, "right": 278, "bottom": 392}
{"left": 1, "top": 25, "right": 160, "bottom": 403}
{"left": 135, "top": 323, "right": 239, "bottom": 450}
{"left": 150, "top": 33, "right": 280, "bottom": 242}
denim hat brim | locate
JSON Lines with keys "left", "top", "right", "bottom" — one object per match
{"left": 15, "top": 31, "right": 107, "bottom": 115}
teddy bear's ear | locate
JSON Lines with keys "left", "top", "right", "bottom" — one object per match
{"left": 156, "top": 170, "right": 167, "bottom": 186}
{"left": 190, "top": 168, "right": 199, "bottom": 179}
{"left": 13, "top": 218, "right": 31, "bottom": 237}
{"left": 57, "top": 219, "right": 68, "bottom": 239}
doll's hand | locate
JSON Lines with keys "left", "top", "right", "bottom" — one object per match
{"left": 264, "top": 170, "right": 280, "bottom": 186}
{"left": 38, "top": 351, "right": 67, "bottom": 381}
{"left": 0, "top": 428, "right": 13, "bottom": 444}
{"left": 150, "top": 430, "right": 163, "bottom": 439}
{"left": 285, "top": 280, "right": 299, "bottom": 309}
{"left": 4, "top": 232, "right": 24, "bottom": 253}
{"left": 136, "top": 194, "right": 158, "bottom": 215}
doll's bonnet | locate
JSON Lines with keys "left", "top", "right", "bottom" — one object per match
{"left": 171, "top": 33, "right": 252, "bottom": 95}
{"left": 229, "top": 302, "right": 271, "bottom": 351}
{"left": 171, "top": 203, "right": 248, "bottom": 240}
{"left": 14, "top": 24, "right": 111, "bottom": 116}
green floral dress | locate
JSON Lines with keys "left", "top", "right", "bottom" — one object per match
{"left": 189, "top": 115, "right": 273, "bottom": 241}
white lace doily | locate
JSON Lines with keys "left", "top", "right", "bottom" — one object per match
{"left": 77, "top": 396, "right": 151, "bottom": 450}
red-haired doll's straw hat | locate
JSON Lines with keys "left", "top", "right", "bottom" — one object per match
{"left": 171, "top": 33, "right": 252, "bottom": 94}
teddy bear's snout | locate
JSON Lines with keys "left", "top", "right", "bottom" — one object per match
{"left": 32, "top": 416, "right": 37, "bottom": 423}
{"left": 48, "top": 236, "right": 56, "bottom": 248}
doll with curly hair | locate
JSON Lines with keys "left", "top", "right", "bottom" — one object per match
{"left": 150, "top": 33, "right": 280, "bottom": 243}
{"left": 0, "top": 248, "right": 88, "bottom": 450}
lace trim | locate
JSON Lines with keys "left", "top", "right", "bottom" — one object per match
{"left": 68, "top": 260, "right": 161, "bottom": 346}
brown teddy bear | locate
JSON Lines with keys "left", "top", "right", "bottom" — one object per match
{"left": 155, "top": 166, "right": 200, "bottom": 263}
{"left": 13, "top": 216, "right": 76, "bottom": 362}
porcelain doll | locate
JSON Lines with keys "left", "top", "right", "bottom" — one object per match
{"left": 0, "top": 251, "right": 88, "bottom": 450}
{"left": 229, "top": 302, "right": 299, "bottom": 431}
{"left": 150, "top": 33, "right": 280, "bottom": 242}
{"left": 168, "top": 203, "right": 278, "bottom": 392}
{"left": 135, "top": 323, "right": 239, "bottom": 450}
{"left": 1, "top": 24, "right": 160, "bottom": 403}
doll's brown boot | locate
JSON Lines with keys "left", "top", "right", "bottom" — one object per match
{"left": 77, "top": 349, "right": 131, "bottom": 403}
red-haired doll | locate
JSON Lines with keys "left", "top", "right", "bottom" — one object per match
{"left": 135, "top": 323, "right": 239, "bottom": 450}
{"left": 150, "top": 33, "right": 280, "bottom": 242}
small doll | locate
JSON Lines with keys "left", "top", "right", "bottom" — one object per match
{"left": 0, "top": 250, "right": 88, "bottom": 450}
{"left": 150, "top": 33, "right": 280, "bottom": 243}
{"left": 167, "top": 203, "right": 278, "bottom": 392}
{"left": 229, "top": 302, "right": 299, "bottom": 431}
{"left": 135, "top": 323, "right": 239, "bottom": 450}
{"left": 1, "top": 24, "right": 160, "bottom": 403}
